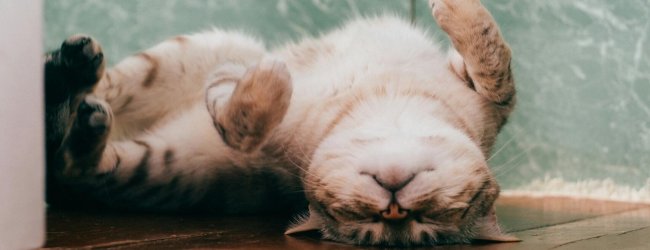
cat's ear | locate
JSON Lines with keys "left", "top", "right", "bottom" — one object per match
{"left": 284, "top": 205, "right": 323, "bottom": 235}
{"left": 473, "top": 206, "right": 520, "bottom": 242}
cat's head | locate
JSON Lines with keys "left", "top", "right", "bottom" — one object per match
{"left": 286, "top": 120, "right": 517, "bottom": 246}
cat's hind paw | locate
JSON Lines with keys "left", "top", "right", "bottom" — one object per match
{"left": 75, "top": 95, "right": 112, "bottom": 137}
{"left": 60, "top": 34, "right": 106, "bottom": 91}
{"left": 62, "top": 95, "right": 113, "bottom": 177}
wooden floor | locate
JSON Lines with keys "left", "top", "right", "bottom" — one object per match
{"left": 43, "top": 196, "right": 650, "bottom": 249}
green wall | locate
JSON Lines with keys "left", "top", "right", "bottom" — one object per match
{"left": 44, "top": 0, "right": 650, "bottom": 198}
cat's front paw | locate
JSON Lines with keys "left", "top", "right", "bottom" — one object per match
{"left": 215, "top": 59, "right": 293, "bottom": 153}
{"left": 60, "top": 34, "right": 105, "bottom": 90}
{"left": 429, "top": 0, "right": 482, "bottom": 33}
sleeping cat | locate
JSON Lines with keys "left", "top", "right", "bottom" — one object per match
{"left": 45, "top": 0, "right": 517, "bottom": 246}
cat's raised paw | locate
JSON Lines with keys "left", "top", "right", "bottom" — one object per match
{"left": 215, "top": 59, "right": 293, "bottom": 153}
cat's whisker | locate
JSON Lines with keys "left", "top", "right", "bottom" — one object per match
{"left": 492, "top": 145, "right": 535, "bottom": 179}
{"left": 293, "top": 140, "right": 314, "bottom": 162}
{"left": 487, "top": 133, "right": 518, "bottom": 161}
{"left": 276, "top": 141, "right": 315, "bottom": 177}
{"left": 491, "top": 144, "right": 533, "bottom": 172}
{"left": 284, "top": 152, "right": 317, "bottom": 179}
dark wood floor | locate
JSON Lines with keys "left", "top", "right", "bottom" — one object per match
{"left": 43, "top": 196, "right": 650, "bottom": 249}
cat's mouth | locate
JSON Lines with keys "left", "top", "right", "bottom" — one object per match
{"left": 380, "top": 203, "right": 410, "bottom": 221}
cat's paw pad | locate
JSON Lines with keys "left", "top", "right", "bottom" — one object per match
{"left": 60, "top": 34, "right": 105, "bottom": 88}
{"left": 74, "top": 95, "right": 112, "bottom": 137}
{"left": 216, "top": 59, "right": 293, "bottom": 153}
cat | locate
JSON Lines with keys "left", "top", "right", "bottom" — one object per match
{"left": 44, "top": 0, "right": 517, "bottom": 246}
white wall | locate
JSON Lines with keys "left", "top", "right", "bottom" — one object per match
{"left": 0, "top": 0, "right": 45, "bottom": 249}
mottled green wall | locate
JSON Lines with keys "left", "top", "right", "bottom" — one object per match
{"left": 44, "top": 0, "right": 650, "bottom": 193}
{"left": 44, "top": 0, "right": 413, "bottom": 63}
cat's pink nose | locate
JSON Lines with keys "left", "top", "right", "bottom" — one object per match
{"left": 381, "top": 203, "right": 409, "bottom": 221}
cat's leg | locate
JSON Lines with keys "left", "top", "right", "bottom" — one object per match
{"left": 93, "top": 30, "right": 266, "bottom": 138}
{"left": 205, "top": 59, "right": 293, "bottom": 153}
{"left": 56, "top": 95, "right": 186, "bottom": 210}
{"left": 45, "top": 34, "right": 110, "bottom": 207}
{"left": 45, "top": 34, "right": 186, "bottom": 209}
{"left": 54, "top": 97, "right": 187, "bottom": 210}
{"left": 45, "top": 35, "right": 105, "bottom": 147}
{"left": 59, "top": 99, "right": 304, "bottom": 212}
{"left": 430, "top": 0, "right": 515, "bottom": 117}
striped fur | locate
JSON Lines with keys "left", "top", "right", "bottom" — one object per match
{"left": 45, "top": 0, "right": 516, "bottom": 246}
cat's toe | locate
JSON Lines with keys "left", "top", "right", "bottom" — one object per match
{"left": 76, "top": 96, "right": 112, "bottom": 136}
